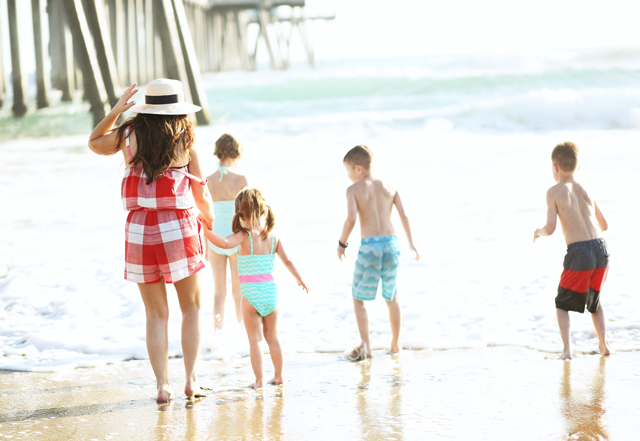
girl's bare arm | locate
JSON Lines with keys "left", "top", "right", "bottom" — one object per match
{"left": 88, "top": 83, "right": 138, "bottom": 155}
{"left": 203, "top": 229, "right": 245, "bottom": 250}
{"left": 276, "top": 238, "right": 309, "bottom": 292}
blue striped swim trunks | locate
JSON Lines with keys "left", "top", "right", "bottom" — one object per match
{"left": 352, "top": 235, "right": 401, "bottom": 302}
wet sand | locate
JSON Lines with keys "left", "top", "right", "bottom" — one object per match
{"left": 1, "top": 347, "right": 639, "bottom": 440}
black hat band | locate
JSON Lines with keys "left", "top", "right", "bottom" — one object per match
{"left": 145, "top": 94, "right": 179, "bottom": 105}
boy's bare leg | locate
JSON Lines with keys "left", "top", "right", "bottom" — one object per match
{"left": 263, "top": 307, "right": 284, "bottom": 385}
{"left": 556, "top": 308, "right": 572, "bottom": 360}
{"left": 352, "top": 298, "right": 372, "bottom": 358}
{"left": 242, "top": 297, "right": 264, "bottom": 388}
{"left": 209, "top": 252, "right": 228, "bottom": 330}
{"left": 229, "top": 253, "right": 243, "bottom": 323}
{"left": 138, "top": 282, "right": 173, "bottom": 402}
{"left": 174, "top": 274, "right": 205, "bottom": 397}
{"left": 385, "top": 295, "right": 402, "bottom": 353}
{"left": 591, "top": 303, "right": 610, "bottom": 356}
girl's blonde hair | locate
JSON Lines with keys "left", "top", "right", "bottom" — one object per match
{"left": 232, "top": 188, "right": 275, "bottom": 240}
{"left": 214, "top": 133, "right": 243, "bottom": 161}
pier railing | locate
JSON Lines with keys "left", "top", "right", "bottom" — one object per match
{"left": 0, "top": 0, "right": 334, "bottom": 125}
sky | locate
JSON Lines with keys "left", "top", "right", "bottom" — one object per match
{"left": 306, "top": 0, "right": 640, "bottom": 59}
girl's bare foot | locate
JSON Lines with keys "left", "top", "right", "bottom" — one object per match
{"left": 389, "top": 345, "right": 403, "bottom": 354}
{"left": 157, "top": 386, "right": 174, "bottom": 403}
{"left": 248, "top": 380, "right": 264, "bottom": 389}
{"left": 599, "top": 341, "right": 611, "bottom": 356}
{"left": 560, "top": 351, "right": 572, "bottom": 360}
{"left": 185, "top": 382, "right": 207, "bottom": 398}
{"left": 267, "top": 376, "right": 283, "bottom": 386}
{"left": 347, "top": 344, "right": 372, "bottom": 362}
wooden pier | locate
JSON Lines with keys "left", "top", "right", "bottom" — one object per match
{"left": 0, "top": 0, "right": 334, "bottom": 125}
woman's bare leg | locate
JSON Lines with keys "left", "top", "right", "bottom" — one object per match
{"left": 174, "top": 273, "right": 205, "bottom": 397}
{"left": 263, "top": 307, "right": 283, "bottom": 385}
{"left": 242, "top": 297, "right": 264, "bottom": 388}
{"left": 209, "top": 252, "right": 228, "bottom": 330}
{"left": 229, "top": 253, "right": 243, "bottom": 323}
{"left": 138, "top": 282, "right": 172, "bottom": 402}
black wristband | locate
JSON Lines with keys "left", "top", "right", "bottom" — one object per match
{"left": 338, "top": 240, "right": 348, "bottom": 248}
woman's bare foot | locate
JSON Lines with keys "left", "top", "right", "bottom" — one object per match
{"left": 156, "top": 386, "right": 174, "bottom": 403}
{"left": 599, "top": 341, "right": 611, "bottom": 356}
{"left": 267, "top": 376, "right": 283, "bottom": 386}
{"left": 185, "top": 382, "right": 207, "bottom": 398}
{"left": 389, "top": 344, "right": 403, "bottom": 354}
{"left": 248, "top": 379, "right": 264, "bottom": 389}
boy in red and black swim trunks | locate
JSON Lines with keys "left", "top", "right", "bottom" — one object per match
{"left": 534, "top": 142, "right": 610, "bottom": 360}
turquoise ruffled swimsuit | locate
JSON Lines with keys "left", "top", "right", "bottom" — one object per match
{"left": 238, "top": 232, "right": 278, "bottom": 317}
{"left": 208, "top": 165, "right": 238, "bottom": 256}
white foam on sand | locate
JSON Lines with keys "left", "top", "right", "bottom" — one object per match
{"left": 1, "top": 124, "right": 639, "bottom": 371}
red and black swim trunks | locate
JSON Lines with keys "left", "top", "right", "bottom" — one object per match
{"left": 556, "top": 238, "right": 609, "bottom": 313}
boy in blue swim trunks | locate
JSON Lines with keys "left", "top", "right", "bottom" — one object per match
{"left": 338, "top": 145, "right": 420, "bottom": 361}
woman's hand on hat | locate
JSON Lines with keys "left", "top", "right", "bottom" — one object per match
{"left": 113, "top": 82, "right": 138, "bottom": 114}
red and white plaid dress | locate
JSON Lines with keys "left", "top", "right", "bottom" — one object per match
{"left": 122, "top": 131, "right": 207, "bottom": 284}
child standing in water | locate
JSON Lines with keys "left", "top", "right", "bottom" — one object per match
{"left": 206, "top": 134, "right": 248, "bottom": 330}
{"left": 338, "top": 145, "right": 420, "bottom": 361}
{"left": 534, "top": 142, "right": 611, "bottom": 360}
{"left": 204, "top": 188, "right": 308, "bottom": 388}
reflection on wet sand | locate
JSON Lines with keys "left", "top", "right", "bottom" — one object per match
{"left": 355, "top": 356, "right": 404, "bottom": 441}
{"left": 560, "top": 357, "right": 608, "bottom": 440}
{"left": 203, "top": 388, "right": 284, "bottom": 440}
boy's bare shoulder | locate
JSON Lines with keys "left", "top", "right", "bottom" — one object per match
{"left": 547, "top": 182, "right": 570, "bottom": 199}
{"left": 350, "top": 177, "right": 396, "bottom": 192}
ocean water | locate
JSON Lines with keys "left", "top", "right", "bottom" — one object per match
{"left": 1, "top": 48, "right": 640, "bottom": 371}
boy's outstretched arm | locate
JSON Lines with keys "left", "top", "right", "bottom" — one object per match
{"left": 534, "top": 188, "right": 558, "bottom": 242}
{"left": 275, "top": 239, "right": 309, "bottom": 293}
{"left": 202, "top": 227, "right": 245, "bottom": 250}
{"left": 594, "top": 201, "right": 608, "bottom": 232}
{"left": 338, "top": 188, "right": 357, "bottom": 261}
{"left": 394, "top": 192, "right": 420, "bottom": 261}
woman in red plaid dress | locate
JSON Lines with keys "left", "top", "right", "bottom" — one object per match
{"left": 88, "top": 80, "right": 214, "bottom": 402}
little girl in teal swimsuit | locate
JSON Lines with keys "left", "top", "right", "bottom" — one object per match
{"left": 203, "top": 188, "right": 309, "bottom": 388}
{"left": 205, "top": 134, "right": 248, "bottom": 330}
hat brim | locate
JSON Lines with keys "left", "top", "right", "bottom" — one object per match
{"left": 130, "top": 102, "right": 202, "bottom": 115}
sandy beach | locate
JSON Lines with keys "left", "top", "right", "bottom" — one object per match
{"left": 2, "top": 27, "right": 640, "bottom": 440}
{"left": 1, "top": 348, "right": 639, "bottom": 440}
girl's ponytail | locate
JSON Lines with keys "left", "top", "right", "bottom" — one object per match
{"left": 231, "top": 211, "right": 245, "bottom": 234}
{"left": 261, "top": 204, "right": 275, "bottom": 240}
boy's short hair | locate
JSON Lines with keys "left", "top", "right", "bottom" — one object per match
{"left": 214, "top": 133, "right": 243, "bottom": 160}
{"left": 552, "top": 142, "right": 579, "bottom": 172}
{"left": 343, "top": 145, "right": 373, "bottom": 170}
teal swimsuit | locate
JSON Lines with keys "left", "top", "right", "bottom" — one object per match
{"left": 238, "top": 232, "right": 278, "bottom": 317}
{"left": 208, "top": 165, "right": 238, "bottom": 256}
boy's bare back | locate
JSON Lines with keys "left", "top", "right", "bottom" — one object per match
{"left": 548, "top": 180, "right": 605, "bottom": 245}
{"left": 348, "top": 176, "right": 397, "bottom": 238}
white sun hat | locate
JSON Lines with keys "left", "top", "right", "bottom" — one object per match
{"left": 130, "top": 78, "right": 201, "bottom": 115}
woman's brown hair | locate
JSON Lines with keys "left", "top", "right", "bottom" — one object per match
{"left": 232, "top": 188, "right": 275, "bottom": 240}
{"left": 115, "top": 113, "right": 195, "bottom": 184}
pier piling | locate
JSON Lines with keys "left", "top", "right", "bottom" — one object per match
{"left": 2, "top": 0, "right": 334, "bottom": 123}
{"left": 7, "top": 0, "right": 28, "bottom": 116}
